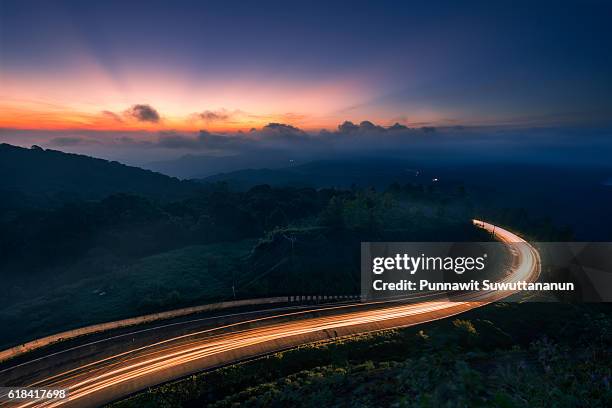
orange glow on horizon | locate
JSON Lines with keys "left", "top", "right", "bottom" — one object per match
{"left": 0, "top": 108, "right": 348, "bottom": 132}
{"left": 0, "top": 63, "right": 452, "bottom": 133}
{"left": 1, "top": 65, "right": 399, "bottom": 132}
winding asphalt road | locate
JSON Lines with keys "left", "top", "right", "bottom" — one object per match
{"left": 0, "top": 220, "right": 540, "bottom": 408}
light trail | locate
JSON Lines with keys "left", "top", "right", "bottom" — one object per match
{"left": 1, "top": 220, "right": 540, "bottom": 408}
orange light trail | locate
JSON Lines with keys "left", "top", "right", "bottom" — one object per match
{"left": 0, "top": 221, "right": 540, "bottom": 408}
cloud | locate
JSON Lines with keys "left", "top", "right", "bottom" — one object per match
{"left": 338, "top": 121, "right": 359, "bottom": 133}
{"left": 388, "top": 122, "right": 409, "bottom": 131}
{"left": 337, "top": 120, "right": 390, "bottom": 133}
{"left": 156, "top": 130, "right": 256, "bottom": 152}
{"left": 126, "top": 104, "right": 160, "bottom": 123}
{"left": 48, "top": 134, "right": 147, "bottom": 148}
{"left": 157, "top": 132, "right": 203, "bottom": 149}
{"left": 6, "top": 120, "right": 441, "bottom": 162}
{"left": 262, "top": 123, "right": 304, "bottom": 134}
{"left": 146, "top": 120, "right": 430, "bottom": 153}
{"left": 358, "top": 120, "right": 386, "bottom": 132}
{"left": 101, "top": 110, "right": 124, "bottom": 123}
{"left": 197, "top": 110, "right": 230, "bottom": 122}
{"left": 49, "top": 137, "right": 89, "bottom": 146}
{"left": 157, "top": 135, "right": 198, "bottom": 149}
{"left": 256, "top": 123, "right": 316, "bottom": 147}
{"left": 153, "top": 122, "right": 312, "bottom": 153}
{"left": 7, "top": 122, "right": 611, "bottom": 180}
{"left": 113, "top": 136, "right": 153, "bottom": 147}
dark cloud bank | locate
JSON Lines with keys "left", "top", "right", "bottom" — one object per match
{"left": 143, "top": 122, "right": 612, "bottom": 178}
{"left": 2, "top": 119, "right": 611, "bottom": 179}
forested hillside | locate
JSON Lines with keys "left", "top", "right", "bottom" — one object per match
{"left": 0, "top": 143, "right": 197, "bottom": 209}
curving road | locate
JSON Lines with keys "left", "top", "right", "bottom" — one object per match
{"left": 0, "top": 220, "right": 540, "bottom": 408}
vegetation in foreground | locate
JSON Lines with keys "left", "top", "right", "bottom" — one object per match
{"left": 0, "top": 147, "right": 573, "bottom": 347}
{"left": 111, "top": 303, "right": 611, "bottom": 408}
{"left": 0, "top": 181, "right": 491, "bottom": 346}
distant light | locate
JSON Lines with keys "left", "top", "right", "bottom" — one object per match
{"left": 432, "top": 178, "right": 438, "bottom": 182}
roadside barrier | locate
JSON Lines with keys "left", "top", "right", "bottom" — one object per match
{"left": 0, "top": 295, "right": 359, "bottom": 363}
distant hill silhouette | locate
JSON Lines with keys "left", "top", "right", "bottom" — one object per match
{"left": 0, "top": 143, "right": 198, "bottom": 208}
{"left": 199, "top": 159, "right": 425, "bottom": 190}
{"left": 145, "top": 152, "right": 298, "bottom": 179}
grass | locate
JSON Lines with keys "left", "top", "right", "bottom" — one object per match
{"left": 0, "top": 240, "right": 255, "bottom": 348}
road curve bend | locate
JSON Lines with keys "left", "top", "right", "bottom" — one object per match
{"left": 1, "top": 220, "right": 540, "bottom": 408}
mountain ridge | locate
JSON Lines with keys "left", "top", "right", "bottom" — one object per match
{"left": 0, "top": 143, "right": 198, "bottom": 208}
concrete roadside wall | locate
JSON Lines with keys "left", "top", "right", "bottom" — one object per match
{"left": 0, "top": 296, "right": 289, "bottom": 363}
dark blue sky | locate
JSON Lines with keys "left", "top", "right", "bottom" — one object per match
{"left": 1, "top": 0, "right": 611, "bottom": 134}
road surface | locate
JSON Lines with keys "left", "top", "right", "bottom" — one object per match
{"left": 0, "top": 220, "right": 540, "bottom": 408}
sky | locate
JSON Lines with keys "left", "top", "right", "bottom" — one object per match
{"left": 1, "top": 0, "right": 612, "bottom": 164}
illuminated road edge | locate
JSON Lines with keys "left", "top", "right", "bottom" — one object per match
{"left": 4, "top": 220, "right": 540, "bottom": 408}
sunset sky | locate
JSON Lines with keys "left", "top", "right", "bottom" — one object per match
{"left": 1, "top": 0, "right": 611, "bottom": 138}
